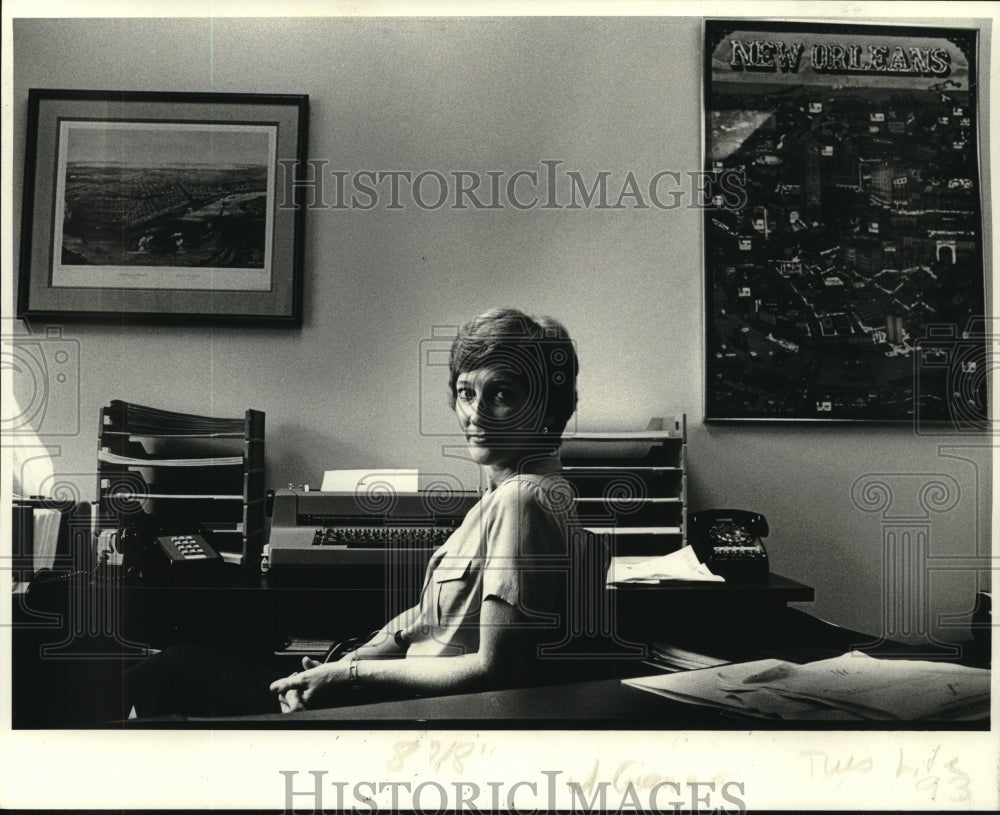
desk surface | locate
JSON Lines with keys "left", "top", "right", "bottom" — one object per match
{"left": 181, "top": 676, "right": 714, "bottom": 727}
{"left": 137, "top": 671, "right": 985, "bottom": 730}
{"left": 609, "top": 572, "right": 814, "bottom": 600}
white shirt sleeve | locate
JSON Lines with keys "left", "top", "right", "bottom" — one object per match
{"left": 481, "top": 477, "right": 567, "bottom": 619}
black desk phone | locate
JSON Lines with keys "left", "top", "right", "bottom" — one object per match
{"left": 689, "top": 509, "right": 769, "bottom": 582}
{"left": 27, "top": 528, "right": 221, "bottom": 604}
{"left": 121, "top": 521, "right": 221, "bottom": 583}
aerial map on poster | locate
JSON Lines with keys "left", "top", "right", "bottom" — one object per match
{"left": 704, "top": 22, "right": 986, "bottom": 423}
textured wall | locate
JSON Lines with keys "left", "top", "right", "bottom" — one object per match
{"left": 9, "top": 15, "right": 992, "bottom": 642}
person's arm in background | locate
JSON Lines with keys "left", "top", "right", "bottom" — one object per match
{"left": 355, "top": 606, "right": 419, "bottom": 659}
{"left": 305, "top": 605, "right": 420, "bottom": 667}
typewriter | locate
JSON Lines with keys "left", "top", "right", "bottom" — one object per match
{"left": 266, "top": 488, "right": 479, "bottom": 569}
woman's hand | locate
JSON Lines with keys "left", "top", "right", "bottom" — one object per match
{"left": 269, "top": 657, "right": 349, "bottom": 713}
{"left": 269, "top": 598, "right": 526, "bottom": 708}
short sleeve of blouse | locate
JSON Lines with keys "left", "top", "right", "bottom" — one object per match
{"left": 481, "top": 476, "right": 568, "bottom": 618}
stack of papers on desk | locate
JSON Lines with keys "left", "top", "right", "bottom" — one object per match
{"left": 648, "top": 642, "right": 731, "bottom": 672}
{"left": 275, "top": 636, "right": 338, "bottom": 657}
{"left": 607, "top": 546, "right": 724, "bottom": 585}
{"left": 11, "top": 504, "right": 62, "bottom": 593}
{"left": 624, "top": 651, "right": 991, "bottom": 721}
{"left": 31, "top": 508, "right": 61, "bottom": 574}
{"left": 98, "top": 450, "right": 243, "bottom": 467}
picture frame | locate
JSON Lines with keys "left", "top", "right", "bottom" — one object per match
{"left": 17, "top": 89, "right": 309, "bottom": 326}
{"left": 702, "top": 21, "right": 986, "bottom": 423}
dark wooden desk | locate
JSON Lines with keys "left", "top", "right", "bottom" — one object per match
{"left": 27, "top": 567, "right": 813, "bottom": 653}
{"left": 610, "top": 573, "right": 813, "bottom": 600}
{"left": 11, "top": 568, "right": 816, "bottom": 728}
{"left": 609, "top": 573, "right": 814, "bottom": 659}
{"left": 609, "top": 573, "right": 814, "bottom": 622}
{"left": 130, "top": 671, "right": 986, "bottom": 731}
{"left": 136, "top": 676, "right": 728, "bottom": 728}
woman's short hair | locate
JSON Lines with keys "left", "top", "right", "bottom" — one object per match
{"left": 448, "top": 307, "right": 579, "bottom": 440}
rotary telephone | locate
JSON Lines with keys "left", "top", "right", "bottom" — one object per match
{"left": 689, "top": 509, "right": 769, "bottom": 582}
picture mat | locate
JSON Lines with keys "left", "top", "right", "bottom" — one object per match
{"left": 20, "top": 94, "right": 301, "bottom": 319}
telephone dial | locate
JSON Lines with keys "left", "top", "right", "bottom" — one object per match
{"left": 120, "top": 520, "right": 221, "bottom": 584}
{"left": 689, "top": 509, "right": 769, "bottom": 582}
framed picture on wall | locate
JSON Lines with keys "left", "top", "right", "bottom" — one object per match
{"left": 17, "top": 89, "right": 309, "bottom": 326}
{"left": 702, "top": 22, "right": 987, "bottom": 424}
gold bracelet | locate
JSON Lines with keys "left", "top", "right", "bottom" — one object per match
{"left": 348, "top": 657, "right": 362, "bottom": 692}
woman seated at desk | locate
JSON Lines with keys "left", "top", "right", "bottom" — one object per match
{"left": 127, "top": 307, "right": 585, "bottom": 716}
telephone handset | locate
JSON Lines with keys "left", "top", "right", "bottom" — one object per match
{"left": 689, "top": 509, "right": 769, "bottom": 582}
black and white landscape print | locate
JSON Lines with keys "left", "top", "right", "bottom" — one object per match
{"left": 53, "top": 121, "right": 275, "bottom": 291}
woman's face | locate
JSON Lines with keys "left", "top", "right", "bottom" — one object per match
{"left": 454, "top": 364, "right": 545, "bottom": 470}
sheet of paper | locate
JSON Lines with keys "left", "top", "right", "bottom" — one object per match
{"left": 32, "top": 508, "right": 61, "bottom": 572}
{"left": 624, "top": 651, "right": 991, "bottom": 721}
{"left": 320, "top": 468, "right": 419, "bottom": 493}
{"left": 720, "top": 651, "right": 991, "bottom": 720}
{"left": 623, "top": 661, "right": 850, "bottom": 720}
{"left": 607, "top": 546, "right": 724, "bottom": 584}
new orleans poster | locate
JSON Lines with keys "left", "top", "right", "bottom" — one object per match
{"left": 704, "top": 21, "right": 986, "bottom": 423}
